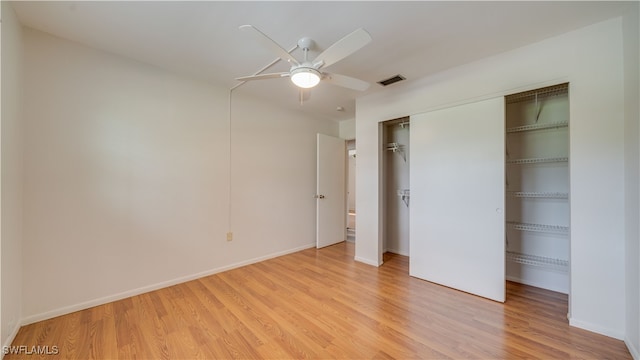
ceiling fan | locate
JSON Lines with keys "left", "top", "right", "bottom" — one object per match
{"left": 236, "top": 25, "right": 372, "bottom": 93}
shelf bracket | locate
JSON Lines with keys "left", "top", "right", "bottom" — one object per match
{"left": 535, "top": 93, "right": 543, "bottom": 122}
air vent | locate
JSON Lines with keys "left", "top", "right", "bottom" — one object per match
{"left": 377, "top": 74, "right": 406, "bottom": 87}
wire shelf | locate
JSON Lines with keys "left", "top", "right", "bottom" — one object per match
{"left": 507, "top": 191, "right": 568, "bottom": 199}
{"left": 386, "top": 142, "right": 400, "bottom": 152}
{"left": 507, "top": 157, "right": 568, "bottom": 165}
{"left": 507, "top": 251, "right": 568, "bottom": 271}
{"left": 506, "top": 121, "right": 568, "bottom": 133}
{"left": 505, "top": 83, "right": 569, "bottom": 104}
{"left": 507, "top": 221, "right": 569, "bottom": 234}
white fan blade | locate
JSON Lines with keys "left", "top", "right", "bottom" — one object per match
{"left": 240, "top": 25, "right": 299, "bottom": 65}
{"left": 236, "top": 72, "right": 289, "bottom": 82}
{"left": 313, "top": 28, "right": 372, "bottom": 69}
{"left": 322, "top": 73, "right": 370, "bottom": 91}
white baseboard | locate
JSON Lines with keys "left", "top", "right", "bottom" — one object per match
{"left": 21, "top": 243, "right": 315, "bottom": 326}
{"left": 354, "top": 256, "right": 381, "bottom": 267}
{"left": 385, "top": 248, "right": 409, "bottom": 257}
{"left": 1, "top": 322, "right": 21, "bottom": 359}
{"left": 626, "top": 337, "right": 639, "bottom": 360}
{"left": 569, "top": 317, "right": 625, "bottom": 340}
{"left": 505, "top": 275, "right": 568, "bottom": 294}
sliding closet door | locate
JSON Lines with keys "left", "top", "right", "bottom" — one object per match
{"left": 410, "top": 97, "right": 505, "bottom": 302}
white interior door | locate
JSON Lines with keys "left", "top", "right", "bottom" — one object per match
{"left": 410, "top": 97, "right": 505, "bottom": 302}
{"left": 316, "top": 134, "right": 346, "bottom": 248}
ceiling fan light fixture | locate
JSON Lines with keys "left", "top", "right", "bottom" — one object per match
{"left": 290, "top": 67, "right": 321, "bottom": 88}
{"left": 238, "top": 26, "right": 372, "bottom": 92}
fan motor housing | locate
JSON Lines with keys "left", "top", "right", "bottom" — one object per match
{"left": 297, "top": 37, "right": 314, "bottom": 50}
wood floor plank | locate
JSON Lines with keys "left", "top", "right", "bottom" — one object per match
{"left": 7, "top": 242, "right": 631, "bottom": 359}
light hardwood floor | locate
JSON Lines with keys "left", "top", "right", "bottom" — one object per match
{"left": 7, "top": 242, "right": 631, "bottom": 359}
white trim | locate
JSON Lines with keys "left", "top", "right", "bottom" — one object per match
{"left": 1, "top": 323, "right": 21, "bottom": 359}
{"left": 375, "top": 78, "right": 571, "bottom": 127}
{"left": 625, "top": 338, "right": 640, "bottom": 360}
{"left": 21, "top": 243, "right": 315, "bottom": 325}
{"left": 354, "top": 256, "right": 381, "bottom": 267}
{"left": 569, "top": 317, "right": 625, "bottom": 340}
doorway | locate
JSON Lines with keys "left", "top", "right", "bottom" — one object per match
{"left": 346, "top": 140, "right": 356, "bottom": 242}
{"left": 504, "top": 83, "right": 570, "bottom": 295}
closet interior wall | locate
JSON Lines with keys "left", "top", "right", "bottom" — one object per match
{"left": 505, "top": 83, "right": 570, "bottom": 294}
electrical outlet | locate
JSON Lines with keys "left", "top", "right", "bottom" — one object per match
{"left": 226, "top": 232, "right": 233, "bottom": 241}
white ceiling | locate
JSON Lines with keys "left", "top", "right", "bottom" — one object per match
{"left": 11, "top": 1, "right": 634, "bottom": 122}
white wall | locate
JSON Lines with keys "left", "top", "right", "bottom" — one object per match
{"left": 21, "top": 29, "right": 337, "bottom": 323}
{"left": 624, "top": 4, "right": 640, "bottom": 359}
{"left": 339, "top": 118, "right": 355, "bottom": 140}
{"left": 229, "top": 90, "right": 337, "bottom": 259}
{"left": 356, "top": 18, "right": 628, "bottom": 339}
{"left": 1, "top": 1, "right": 24, "bottom": 349}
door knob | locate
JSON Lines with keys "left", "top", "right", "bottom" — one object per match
{"left": 314, "top": 194, "right": 325, "bottom": 199}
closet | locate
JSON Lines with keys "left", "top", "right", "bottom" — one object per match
{"left": 505, "top": 83, "right": 570, "bottom": 294}
{"left": 408, "top": 84, "right": 569, "bottom": 302}
{"left": 383, "top": 118, "right": 410, "bottom": 256}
